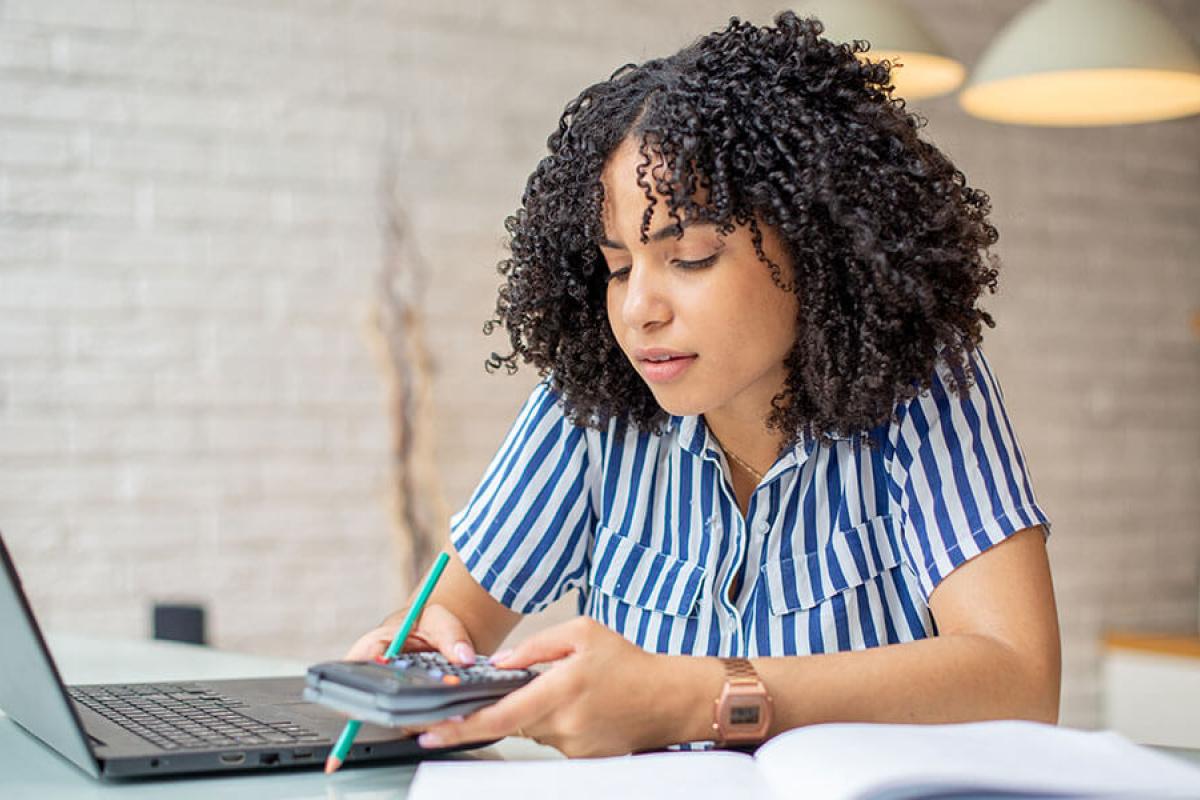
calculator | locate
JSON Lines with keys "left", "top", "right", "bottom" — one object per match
{"left": 303, "top": 651, "right": 536, "bottom": 728}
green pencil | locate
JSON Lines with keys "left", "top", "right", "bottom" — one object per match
{"left": 324, "top": 551, "right": 451, "bottom": 774}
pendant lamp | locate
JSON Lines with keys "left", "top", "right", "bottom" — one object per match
{"left": 796, "top": 0, "right": 966, "bottom": 101}
{"left": 960, "top": 0, "right": 1200, "bottom": 126}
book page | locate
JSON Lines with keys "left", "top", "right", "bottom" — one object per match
{"left": 410, "top": 750, "right": 768, "bottom": 800}
{"left": 753, "top": 720, "right": 1200, "bottom": 799}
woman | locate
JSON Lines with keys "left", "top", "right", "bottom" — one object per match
{"left": 347, "top": 12, "right": 1060, "bottom": 756}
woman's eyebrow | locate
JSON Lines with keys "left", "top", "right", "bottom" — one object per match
{"left": 598, "top": 220, "right": 707, "bottom": 250}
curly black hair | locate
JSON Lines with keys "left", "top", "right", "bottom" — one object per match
{"left": 484, "top": 11, "right": 999, "bottom": 450}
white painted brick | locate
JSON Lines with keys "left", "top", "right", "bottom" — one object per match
{"left": 64, "top": 318, "right": 197, "bottom": 361}
{"left": 135, "top": 276, "right": 265, "bottom": 316}
{"left": 88, "top": 129, "right": 222, "bottom": 179}
{"left": 154, "top": 369, "right": 290, "bottom": 410}
{"left": 254, "top": 455, "right": 387, "bottom": 499}
{"left": 200, "top": 321, "right": 351, "bottom": 362}
{"left": 0, "top": 272, "right": 131, "bottom": 311}
{"left": 0, "top": 127, "right": 73, "bottom": 169}
{"left": 222, "top": 139, "right": 351, "bottom": 186}
{"left": 2, "top": 170, "right": 135, "bottom": 221}
{"left": 2, "top": 365, "right": 153, "bottom": 410}
{"left": 70, "top": 416, "right": 200, "bottom": 457}
{"left": 0, "top": 226, "right": 52, "bottom": 262}
{"left": 0, "top": 415, "right": 70, "bottom": 455}
{"left": 0, "top": 320, "right": 61, "bottom": 357}
{"left": 3, "top": 0, "right": 136, "bottom": 32}
{"left": 203, "top": 415, "right": 327, "bottom": 455}
{"left": 204, "top": 230, "right": 345, "bottom": 272}
{"left": 0, "top": 29, "right": 51, "bottom": 72}
{"left": 58, "top": 228, "right": 208, "bottom": 268}
{"left": 0, "top": 74, "right": 136, "bottom": 125}
{"left": 135, "top": 2, "right": 291, "bottom": 52}
{"left": 149, "top": 181, "right": 277, "bottom": 227}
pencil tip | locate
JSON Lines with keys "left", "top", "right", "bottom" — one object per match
{"left": 324, "top": 756, "right": 342, "bottom": 774}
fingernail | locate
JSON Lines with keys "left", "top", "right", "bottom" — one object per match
{"left": 489, "top": 649, "right": 512, "bottom": 665}
{"left": 418, "top": 732, "right": 443, "bottom": 748}
{"left": 448, "top": 714, "right": 464, "bottom": 723}
{"left": 454, "top": 642, "right": 475, "bottom": 664}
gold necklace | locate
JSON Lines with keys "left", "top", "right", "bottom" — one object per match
{"left": 722, "top": 446, "right": 765, "bottom": 483}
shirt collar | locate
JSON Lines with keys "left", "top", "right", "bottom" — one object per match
{"left": 667, "top": 414, "right": 848, "bottom": 465}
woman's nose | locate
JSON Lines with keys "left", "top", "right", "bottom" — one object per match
{"left": 620, "top": 262, "right": 672, "bottom": 331}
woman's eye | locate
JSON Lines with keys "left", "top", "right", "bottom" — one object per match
{"left": 605, "top": 267, "right": 631, "bottom": 284}
{"left": 674, "top": 253, "right": 719, "bottom": 270}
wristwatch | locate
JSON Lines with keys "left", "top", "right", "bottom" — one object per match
{"left": 711, "top": 657, "right": 773, "bottom": 747}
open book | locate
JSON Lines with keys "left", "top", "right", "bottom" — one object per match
{"left": 410, "top": 720, "right": 1200, "bottom": 800}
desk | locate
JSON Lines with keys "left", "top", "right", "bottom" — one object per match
{"left": 1104, "top": 632, "right": 1200, "bottom": 750}
{"left": 7, "top": 636, "right": 1200, "bottom": 799}
{"left": 0, "top": 634, "right": 560, "bottom": 799}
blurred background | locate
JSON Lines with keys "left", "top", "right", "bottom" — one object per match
{"left": 0, "top": 0, "right": 1197, "bottom": 734}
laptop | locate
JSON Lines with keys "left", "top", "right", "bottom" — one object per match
{"left": 0, "top": 531, "right": 472, "bottom": 778}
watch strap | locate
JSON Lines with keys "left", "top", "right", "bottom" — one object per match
{"left": 722, "top": 657, "right": 758, "bottom": 681}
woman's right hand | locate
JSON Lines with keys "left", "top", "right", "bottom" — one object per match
{"left": 343, "top": 604, "right": 478, "bottom": 665}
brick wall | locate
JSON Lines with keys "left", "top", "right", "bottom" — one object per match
{"left": 1, "top": 0, "right": 1196, "bottom": 728}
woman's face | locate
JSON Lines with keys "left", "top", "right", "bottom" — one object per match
{"left": 600, "top": 136, "right": 799, "bottom": 423}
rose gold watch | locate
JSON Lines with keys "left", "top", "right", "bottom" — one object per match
{"left": 711, "top": 657, "right": 773, "bottom": 747}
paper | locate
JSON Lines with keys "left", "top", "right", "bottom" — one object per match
{"left": 411, "top": 751, "right": 767, "bottom": 800}
{"left": 409, "top": 721, "right": 1200, "bottom": 800}
{"left": 755, "top": 721, "right": 1200, "bottom": 799}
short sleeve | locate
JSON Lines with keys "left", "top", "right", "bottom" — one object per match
{"left": 450, "top": 380, "right": 595, "bottom": 614}
{"left": 886, "top": 348, "right": 1051, "bottom": 601}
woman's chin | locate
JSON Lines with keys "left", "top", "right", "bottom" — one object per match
{"left": 647, "top": 388, "right": 708, "bottom": 418}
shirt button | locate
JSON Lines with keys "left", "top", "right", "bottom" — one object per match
{"left": 754, "top": 520, "right": 770, "bottom": 535}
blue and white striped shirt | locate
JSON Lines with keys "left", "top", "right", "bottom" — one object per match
{"left": 451, "top": 347, "right": 1051, "bottom": 657}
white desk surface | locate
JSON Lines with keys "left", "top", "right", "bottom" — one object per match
{"left": 6, "top": 634, "right": 1200, "bottom": 799}
{"left": 0, "top": 633, "right": 560, "bottom": 799}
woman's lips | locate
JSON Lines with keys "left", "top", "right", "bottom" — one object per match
{"left": 640, "top": 355, "right": 697, "bottom": 383}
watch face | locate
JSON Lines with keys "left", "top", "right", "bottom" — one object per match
{"left": 717, "top": 689, "right": 771, "bottom": 743}
{"left": 730, "top": 706, "right": 761, "bottom": 725}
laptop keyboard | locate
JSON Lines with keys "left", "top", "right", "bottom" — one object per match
{"left": 69, "top": 683, "right": 325, "bottom": 751}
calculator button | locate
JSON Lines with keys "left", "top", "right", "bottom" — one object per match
{"left": 442, "top": 675, "right": 461, "bottom": 685}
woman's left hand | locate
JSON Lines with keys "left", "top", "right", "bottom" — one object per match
{"left": 415, "top": 616, "right": 684, "bottom": 757}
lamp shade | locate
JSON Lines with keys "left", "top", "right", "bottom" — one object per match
{"left": 796, "top": 0, "right": 966, "bottom": 101}
{"left": 960, "top": 0, "right": 1200, "bottom": 126}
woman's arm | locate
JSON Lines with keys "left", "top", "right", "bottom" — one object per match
{"left": 417, "top": 525, "right": 1059, "bottom": 755}
{"left": 672, "top": 524, "right": 1061, "bottom": 739}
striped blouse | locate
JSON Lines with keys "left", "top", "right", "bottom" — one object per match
{"left": 450, "top": 347, "right": 1051, "bottom": 658}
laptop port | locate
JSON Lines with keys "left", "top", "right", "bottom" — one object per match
{"left": 292, "top": 750, "right": 313, "bottom": 760}
{"left": 259, "top": 752, "right": 280, "bottom": 766}
{"left": 219, "top": 753, "right": 246, "bottom": 765}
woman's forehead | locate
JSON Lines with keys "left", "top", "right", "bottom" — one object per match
{"left": 599, "top": 136, "right": 711, "bottom": 238}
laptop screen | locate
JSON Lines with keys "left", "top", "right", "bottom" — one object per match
{"left": 0, "top": 532, "right": 100, "bottom": 778}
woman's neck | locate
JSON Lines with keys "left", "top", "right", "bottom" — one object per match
{"left": 702, "top": 410, "right": 785, "bottom": 480}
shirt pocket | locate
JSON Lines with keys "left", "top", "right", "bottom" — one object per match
{"left": 760, "top": 514, "right": 903, "bottom": 614}
{"left": 587, "top": 523, "right": 708, "bottom": 617}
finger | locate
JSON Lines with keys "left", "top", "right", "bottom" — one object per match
{"left": 418, "top": 606, "right": 477, "bottom": 665}
{"left": 417, "top": 672, "right": 559, "bottom": 749}
{"left": 401, "top": 630, "right": 439, "bottom": 653}
{"left": 490, "top": 623, "right": 581, "bottom": 669}
{"left": 343, "top": 629, "right": 391, "bottom": 661}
